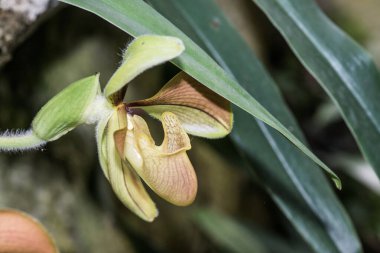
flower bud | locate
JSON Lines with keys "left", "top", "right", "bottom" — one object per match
{"left": 32, "top": 74, "right": 100, "bottom": 141}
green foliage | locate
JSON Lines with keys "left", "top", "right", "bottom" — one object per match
{"left": 145, "top": 1, "right": 360, "bottom": 252}
{"left": 253, "top": 0, "right": 380, "bottom": 189}
{"left": 4, "top": 0, "right": 378, "bottom": 252}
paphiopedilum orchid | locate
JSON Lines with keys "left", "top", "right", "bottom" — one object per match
{"left": 0, "top": 35, "right": 233, "bottom": 221}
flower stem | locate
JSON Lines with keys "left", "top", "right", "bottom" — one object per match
{"left": 0, "top": 130, "right": 46, "bottom": 151}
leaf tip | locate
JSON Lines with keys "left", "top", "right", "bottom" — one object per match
{"left": 334, "top": 177, "right": 342, "bottom": 190}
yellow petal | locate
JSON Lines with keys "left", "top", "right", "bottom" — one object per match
{"left": 128, "top": 71, "right": 233, "bottom": 139}
{"left": 98, "top": 107, "right": 158, "bottom": 222}
{"left": 96, "top": 112, "right": 111, "bottom": 179}
{"left": 104, "top": 35, "right": 185, "bottom": 99}
{"left": 125, "top": 112, "right": 197, "bottom": 206}
{"left": 114, "top": 127, "right": 143, "bottom": 171}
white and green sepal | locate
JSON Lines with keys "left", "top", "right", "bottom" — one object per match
{"left": 32, "top": 74, "right": 101, "bottom": 141}
{"left": 104, "top": 35, "right": 185, "bottom": 99}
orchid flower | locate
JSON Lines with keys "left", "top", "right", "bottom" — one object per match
{"left": 0, "top": 35, "right": 233, "bottom": 221}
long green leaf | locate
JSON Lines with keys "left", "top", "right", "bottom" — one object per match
{"left": 252, "top": 0, "right": 380, "bottom": 179}
{"left": 59, "top": 0, "right": 340, "bottom": 188}
{"left": 193, "top": 209, "right": 267, "bottom": 253}
{"left": 193, "top": 208, "right": 308, "bottom": 253}
{"left": 145, "top": 1, "right": 361, "bottom": 252}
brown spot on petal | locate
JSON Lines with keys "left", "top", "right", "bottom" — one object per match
{"left": 161, "top": 112, "right": 191, "bottom": 154}
{"left": 114, "top": 128, "right": 127, "bottom": 158}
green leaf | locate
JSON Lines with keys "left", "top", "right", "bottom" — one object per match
{"left": 193, "top": 208, "right": 307, "bottom": 253}
{"left": 59, "top": 0, "right": 340, "bottom": 188}
{"left": 252, "top": 0, "right": 380, "bottom": 181}
{"left": 144, "top": 1, "right": 361, "bottom": 252}
{"left": 193, "top": 208, "right": 268, "bottom": 253}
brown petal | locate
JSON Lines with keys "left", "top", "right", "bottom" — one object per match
{"left": 126, "top": 112, "right": 197, "bottom": 206}
{"left": 128, "top": 71, "right": 233, "bottom": 138}
{"left": 0, "top": 209, "right": 58, "bottom": 253}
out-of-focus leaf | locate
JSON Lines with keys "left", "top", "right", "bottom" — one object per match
{"left": 193, "top": 209, "right": 267, "bottom": 253}
{"left": 252, "top": 0, "right": 380, "bottom": 182}
{"left": 59, "top": 0, "right": 341, "bottom": 188}
{"left": 145, "top": 1, "right": 361, "bottom": 252}
{"left": 193, "top": 208, "right": 307, "bottom": 253}
{"left": 312, "top": 101, "right": 341, "bottom": 128}
{"left": 331, "top": 154, "right": 380, "bottom": 195}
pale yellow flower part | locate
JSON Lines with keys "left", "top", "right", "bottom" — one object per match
{"left": 100, "top": 106, "right": 158, "bottom": 222}
{"left": 116, "top": 112, "right": 197, "bottom": 206}
{"left": 98, "top": 71, "right": 232, "bottom": 221}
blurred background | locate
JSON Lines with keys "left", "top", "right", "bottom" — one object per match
{"left": 0, "top": 0, "right": 379, "bottom": 252}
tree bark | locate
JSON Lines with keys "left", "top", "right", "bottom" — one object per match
{"left": 0, "top": 0, "right": 57, "bottom": 67}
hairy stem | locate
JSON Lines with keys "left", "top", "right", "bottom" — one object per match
{"left": 0, "top": 130, "right": 46, "bottom": 151}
